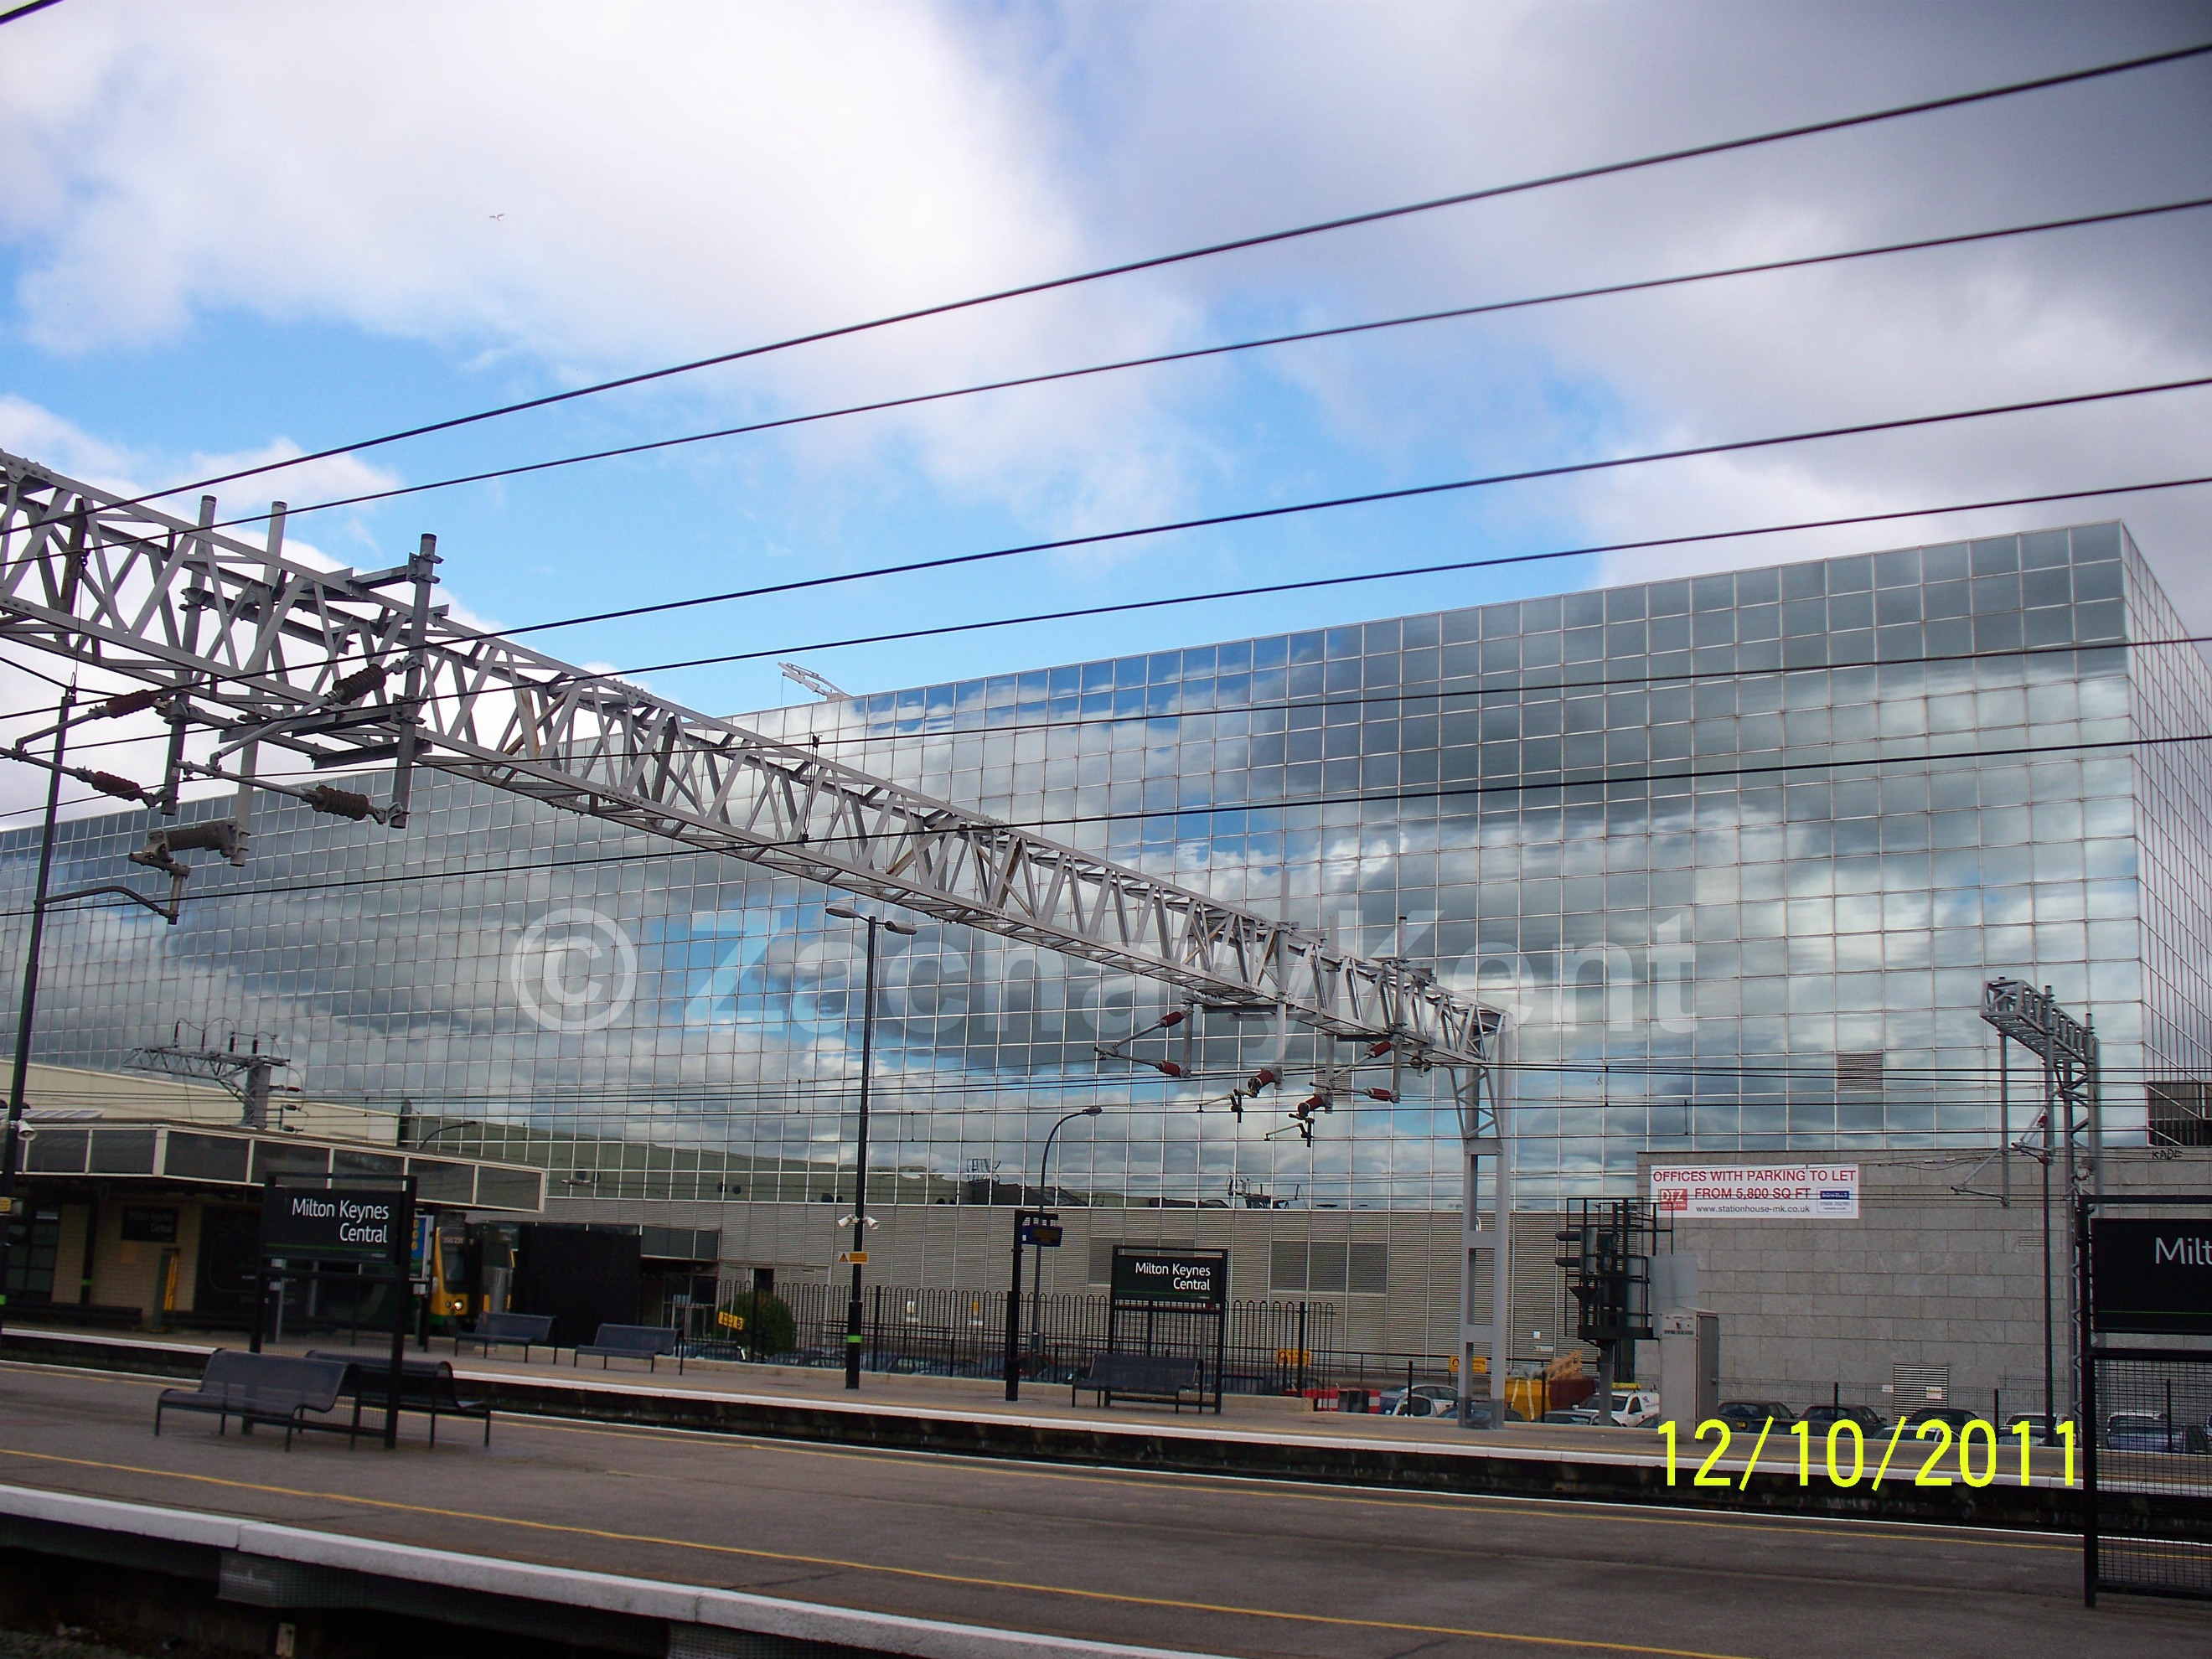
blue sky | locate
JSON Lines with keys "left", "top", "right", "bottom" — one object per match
{"left": 1, "top": 1, "right": 2207, "bottom": 794}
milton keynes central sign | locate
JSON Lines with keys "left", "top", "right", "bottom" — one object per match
{"left": 259, "top": 1183, "right": 407, "bottom": 1264}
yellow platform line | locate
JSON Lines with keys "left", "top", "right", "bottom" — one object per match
{"left": 0, "top": 1445, "right": 1761, "bottom": 1659}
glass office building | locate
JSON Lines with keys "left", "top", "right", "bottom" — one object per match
{"left": 3, "top": 519, "right": 2208, "bottom": 1218}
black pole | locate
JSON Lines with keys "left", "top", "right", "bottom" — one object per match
{"left": 2042, "top": 1103, "right": 2056, "bottom": 1446}
{"left": 845, "top": 919, "right": 876, "bottom": 1391}
{"left": 2078, "top": 1193, "right": 2097, "bottom": 1608}
{"left": 1003, "top": 1210, "right": 1026, "bottom": 1401}
{"left": 386, "top": 1179, "right": 415, "bottom": 1450}
{"left": 0, "top": 689, "right": 71, "bottom": 1342}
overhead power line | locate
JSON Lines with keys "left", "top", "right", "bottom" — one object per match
{"left": 616, "top": 473, "right": 2212, "bottom": 680}
{"left": 0, "top": 0, "right": 68, "bottom": 25}
{"left": 8, "top": 710, "right": 2212, "bottom": 922}
{"left": 199, "top": 194, "right": 2212, "bottom": 535}
{"left": 513, "top": 375, "right": 2212, "bottom": 635}
{"left": 121, "top": 39, "right": 2212, "bottom": 513}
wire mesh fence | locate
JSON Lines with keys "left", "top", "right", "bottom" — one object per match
{"left": 2088, "top": 1351, "right": 2212, "bottom": 1601}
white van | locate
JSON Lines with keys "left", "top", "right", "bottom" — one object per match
{"left": 1610, "top": 1389, "right": 1662, "bottom": 1427}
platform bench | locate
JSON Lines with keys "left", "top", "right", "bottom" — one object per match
{"left": 153, "top": 1351, "right": 354, "bottom": 1450}
{"left": 453, "top": 1310, "right": 556, "bottom": 1362}
{"left": 573, "top": 1323, "right": 682, "bottom": 1373}
{"left": 307, "top": 1350, "right": 496, "bottom": 1446}
{"left": 1072, "top": 1352, "right": 1205, "bottom": 1412}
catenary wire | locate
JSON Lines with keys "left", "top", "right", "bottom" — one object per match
{"left": 6, "top": 606, "right": 2211, "bottom": 817}
{"left": 620, "top": 475, "right": 2212, "bottom": 682}
{"left": 190, "top": 194, "right": 2212, "bottom": 535}
{"left": 511, "top": 375, "right": 2212, "bottom": 636}
{"left": 13, "top": 464, "right": 2208, "bottom": 738}
{"left": 116, "top": 39, "right": 2212, "bottom": 514}
{"left": 4, "top": 719, "right": 2210, "bottom": 923}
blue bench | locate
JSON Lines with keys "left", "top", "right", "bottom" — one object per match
{"left": 453, "top": 1310, "right": 556, "bottom": 1362}
{"left": 1072, "top": 1352, "right": 1205, "bottom": 1412}
{"left": 154, "top": 1351, "right": 354, "bottom": 1450}
{"left": 307, "top": 1349, "right": 495, "bottom": 1446}
{"left": 574, "top": 1323, "right": 682, "bottom": 1373}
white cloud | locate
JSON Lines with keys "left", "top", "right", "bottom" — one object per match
{"left": 1, "top": 3, "right": 2205, "bottom": 635}
{"left": 0, "top": 2, "right": 1206, "bottom": 537}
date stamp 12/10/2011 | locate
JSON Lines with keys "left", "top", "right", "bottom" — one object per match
{"left": 1662, "top": 1416, "right": 2078, "bottom": 1490}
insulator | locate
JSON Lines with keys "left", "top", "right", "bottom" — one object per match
{"left": 331, "top": 663, "right": 390, "bottom": 705}
{"left": 1249, "top": 1067, "right": 1279, "bottom": 1091}
{"left": 1367, "top": 1040, "right": 1393, "bottom": 1058}
{"left": 305, "top": 783, "right": 375, "bottom": 821}
{"left": 155, "top": 820, "right": 239, "bottom": 856}
{"left": 1149, "top": 1060, "right": 1184, "bottom": 1078}
{"left": 1158, "top": 1010, "right": 1186, "bottom": 1028}
{"left": 1365, "top": 1088, "right": 1397, "bottom": 1102}
{"left": 88, "top": 772, "right": 146, "bottom": 801}
{"left": 95, "top": 689, "right": 164, "bottom": 720}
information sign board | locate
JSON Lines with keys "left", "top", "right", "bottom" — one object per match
{"left": 1019, "top": 1220, "right": 1063, "bottom": 1248}
{"left": 1109, "top": 1246, "right": 1227, "bottom": 1306}
{"left": 121, "top": 1206, "right": 179, "bottom": 1243}
{"left": 1649, "top": 1164, "right": 1858, "bottom": 1219}
{"left": 2090, "top": 1217, "right": 2212, "bottom": 1335}
{"left": 259, "top": 1183, "right": 406, "bottom": 1263}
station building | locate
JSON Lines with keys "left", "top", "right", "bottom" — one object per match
{"left": 4, "top": 519, "right": 2209, "bottom": 1399}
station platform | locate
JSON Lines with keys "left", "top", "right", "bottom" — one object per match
{"left": 0, "top": 1321, "right": 2112, "bottom": 1532}
{"left": 0, "top": 1348, "right": 2204, "bottom": 1659}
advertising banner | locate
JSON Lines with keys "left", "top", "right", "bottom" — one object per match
{"left": 1650, "top": 1164, "right": 1859, "bottom": 1219}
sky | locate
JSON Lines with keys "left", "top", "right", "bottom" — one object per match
{"left": 0, "top": 0, "right": 2208, "bottom": 818}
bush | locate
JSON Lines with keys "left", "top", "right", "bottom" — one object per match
{"left": 721, "top": 1291, "right": 795, "bottom": 1359}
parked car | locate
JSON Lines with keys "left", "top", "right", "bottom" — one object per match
{"left": 2102, "top": 1411, "right": 2209, "bottom": 1453}
{"left": 1465, "top": 1401, "right": 1530, "bottom": 1429}
{"left": 1381, "top": 1383, "right": 1461, "bottom": 1417}
{"left": 1800, "top": 1403, "right": 1887, "bottom": 1434}
{"left": 1610, "top": 1389, "right": 1662, "bottom": 1427}
{"left": 2002, "top": 1412, "right": 2068, "bottom": 1443}
{"left": 1896, "top": 1405, "right": 1980, "bottom": 1433}
{"left": 1714, "top": 1400, "right": 1796, "bottom": 1429}
{"left": 1543, "top": 1407, "right": 1604, "bottom": 1425}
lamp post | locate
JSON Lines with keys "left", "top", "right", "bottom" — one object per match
{"left": 0, "top": 688, "right": 72, "bottom": 1337}
{"left": 1030, "top": 1106, "right": 1100, "bottom": 1360}
{"left": 0, "top": 685, "right": 185, "bottom": 1337}
{"left": 824, "top": 902, "right": 914, "bottom": 1390}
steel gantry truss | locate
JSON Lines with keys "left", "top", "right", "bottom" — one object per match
{"left": 0, "top": 450, "right": 1507, "bottom": 1069}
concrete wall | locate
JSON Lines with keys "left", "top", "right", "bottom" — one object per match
{"left": 16, "top": 1060, "right": 398, "bottom": 1145}
{"left": 1635, "top": 1147, "right": 2212, "bottom": 1411}
{"left": 540, "top": 1195, "right": 1485, "bottom": 1355}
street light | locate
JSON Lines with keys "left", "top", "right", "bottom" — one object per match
{"left": 1029, "top": 1106, "right": 1101, "bottom": 1362}
{"left": 823, "top": 902, "right": 915, "bottom": 1390}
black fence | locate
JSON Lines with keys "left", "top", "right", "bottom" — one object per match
{"left": 673, "top": 1278, "right": 1342, "bottom": 1396}
{"left": 2085, "top": 1350, "right": 2212, "bottom": 1601}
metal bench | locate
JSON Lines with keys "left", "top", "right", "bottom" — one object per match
{"left": 1072, "top": 1351, "right": 1205, "bottom": 1412}
{"left": 306, "top": 1349, "right": 495, "bottom": 1446}
{"left": 153, "top": 1350, "right": 354, "bottom": 1450}
{"left": 573, "top": 1323, "right": 682, "bottom": 1373}
{"left": 452, "top": 1310, "right": 556, "bottom": 1362}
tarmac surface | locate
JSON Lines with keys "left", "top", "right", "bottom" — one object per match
{"left": 1, "top": 1357, "right": 2204, "bottom": 1659}
{"left": 13, "top": 1324, "right": 2091, "bottom": 1480}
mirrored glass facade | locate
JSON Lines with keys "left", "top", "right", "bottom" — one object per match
{"left": 3, "top": 519, "right": 2205, "bottom": 1213}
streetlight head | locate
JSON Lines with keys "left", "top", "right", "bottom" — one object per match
{"left": 824, "top": 902, "right": 861, "bottom": 921}
{"left": 884, "top": 918, "right": 918, "bottom": 936}
{"left": 1081, "top": 1105, "right": 1103, "bottom": 1117}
